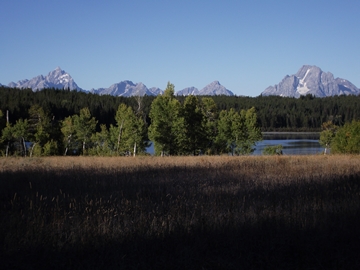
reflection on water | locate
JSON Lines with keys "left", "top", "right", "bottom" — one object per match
{"left": 146, "top": 133, "right": 324, "bottom": 156}
{"left": 253, "top": 132, "right": 323, "bottom": 155}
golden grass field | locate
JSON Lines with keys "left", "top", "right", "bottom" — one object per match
{"left": 1, "top": 155, "right": 360, "bottom": 269}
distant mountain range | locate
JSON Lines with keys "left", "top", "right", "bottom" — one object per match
{"left": 4, "top": 67, "right": 234, "bottom": 97}
{"left": 261, "top": 65, "right": 360, "bottom": 97}
{"left": 8, "top": 67, "right": 83, "bottom": 92}
{"left": 4, "top": 66, "right": 359, "bottom": 98}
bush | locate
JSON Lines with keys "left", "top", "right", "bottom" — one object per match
{"left": 263, "top": 144, "right": 283, "bottom": 155}
{"left": 331, "top": 120, "right": 360, "bottom": 154}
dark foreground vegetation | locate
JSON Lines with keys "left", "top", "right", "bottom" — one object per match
{"left": 1, "top": 156, "right": 360, "bottom": 269}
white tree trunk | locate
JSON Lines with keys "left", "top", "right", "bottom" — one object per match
{"left": 5, "top": 143, "right": 9, "bottom": 157}
{"left": 30, "top": 142, "right": 37, "bottom": 158}
{"left": 22, "top": 137, "right": 27, "bottom": 157}
{"left": 117, "top": 120, "right": 124, "bottom": 154}
{"left": 64, "top": 134, "right": 72, "bottom": 156}
{"left": 82, "top": 140, "right": 86, "bottom": 155}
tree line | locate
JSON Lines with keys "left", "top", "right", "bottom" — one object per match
{"left": 1, "top": 85, "right": 360, "bottom": 132}
{"left": 1, "top": 84, "right": 360, "bottom": 156}
{"left": 0, "top": 83, "right": 261, "bottom": 157}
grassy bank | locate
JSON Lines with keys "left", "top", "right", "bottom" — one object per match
{"left": 1, "top": 156, "right": 360, "bottom": 269}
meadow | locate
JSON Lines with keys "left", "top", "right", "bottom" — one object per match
{"left": 1, "top": 155, "right": 360, "bottom": 269}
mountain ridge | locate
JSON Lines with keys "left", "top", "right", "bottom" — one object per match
{"left": 4, "top": 67, "right": 234, "bottom": 97}
{"left": 8, "top": 67, "right": 83, "bottom": 92}
{"left": 261, "top": 65, "right": 360, "bottom": 97}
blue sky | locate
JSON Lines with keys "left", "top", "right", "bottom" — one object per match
{"left": 1, "top": 0, "right": 359, "bottom": 96}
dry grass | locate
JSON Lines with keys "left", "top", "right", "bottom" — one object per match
{"left": 1, "top": 155, "right": 360, "bottom": 269}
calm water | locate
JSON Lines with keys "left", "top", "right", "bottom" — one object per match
{"left": 253, "top": 132, "right": 323, "bottom": 155}
{"left": 146, "top": 132, "right": 324, "bottom": 155}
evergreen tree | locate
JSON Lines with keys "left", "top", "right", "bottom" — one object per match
{"left": 180, "top": 95, "right": 207, "bottom": 155}
{"left": 149, "top": 82, "right": 183, "bottom": 156}
{"left": 200, "top": 97, "right": 219, "bottom": 154}
{"left": 0, "top": 110, "right": 4, "bottom": 132}
{"left": 27, "top": 105, "right": 51, "bottom": 157}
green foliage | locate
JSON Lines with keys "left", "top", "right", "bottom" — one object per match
{"left": 109, "top": 103, "right": 149, "bottom": 156}
{"left": 42, "top": 140, "right": 58, "bottom": 156}
{"left": 109, "top": 103, "right": 130, "bottom": 155}
{"left": 11, "top": 119, "right": 30, "bottom": 156}
{"left": 125, "top": 113, "right": 148, "bottom": 156}
{"left": 73, "top": 108, "right": 98, "bottom": 155}
{"left": 2, "top": 84, "right": 360, "bottom": 157}
{"left": 61, "top": 116, "right": 76, "bottom": 155}
{"left": 236, "top": 107, "right": 262, "bottom": 155}
{"left": 90, "top": 124, "right": 112, "bottom": 156}
{"left": 0, "top": 110, "right": 4, "bottom": 152}
{"left": 0, "top": 110, "right": 4, "bottom": 131}
{"left": 149, "top": 82, "right": 183, "bottom": 155}
{"left": 28, "top": 105, "right": 52, "bottom": 157}
{"left": 216, "top": 108, "right": 236, "bottom": 154}
{"left": 180, "top": 95, "right": 207, "bottom": 155}
{"left": 331, "top": 120, "right": 360, "bottom": 154}
{"left": 216, "top": 107, "right": 262, "bottom": 155}
{"left": 1, "top": 122, "right": 13, "bottom": 156}
{"left": 200, "top": 97, "right": 219, "bottom": 154}
{"left": 263, "top": 144, "right": 283, "bottom": 155}
{"left": 2, "top": 84, "right": 360, "bottom": 133}
{"left": 319, "top": 121, "right": 338, "bottom": 154}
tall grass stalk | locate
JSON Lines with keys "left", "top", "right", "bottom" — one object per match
{"left": 1, "top": 155, "right": 360, "bottom": 269}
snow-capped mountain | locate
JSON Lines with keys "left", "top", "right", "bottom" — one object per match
{"left": 8, "top": 67, "right": 83, "bottom": 91}
{"left": 92, "top": 81, "right": 234, "bottom": 97}
{"left": 5, "top": 67, "right": 235, "bottom": 96}
{"left": 261, "top": 65, "right": 360, "bottom": 97}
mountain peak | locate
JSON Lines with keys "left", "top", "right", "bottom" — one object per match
{"left": 198, "top": 81, "right": 234, "bottom": 96}
{"left": 6, "top": 67, "right": 234, "bottom": 96}
{"left": 261, "top": 65, "right": 359, "bottom": 98}
{"left": 210, "top": 80, "right": 221, "bottom": 85}
{"left": 8, "top": 67, "right": 82, "bottom": 91}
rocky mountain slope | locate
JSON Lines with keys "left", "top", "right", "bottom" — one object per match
{"left": 8, "top": 67, "right": 83, "bottom": 91}
{"left": 261, "top": 65, "right": 359, "bottom": 97}
{"left": 5, "top": 67, "right": 234, "bottom": 96}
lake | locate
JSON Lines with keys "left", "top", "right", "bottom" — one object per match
{"left": 146, "top": 132, "right": 324, "bottom": 156}
{"left": 253, "top": 132, "right": 323, "bottom": 155}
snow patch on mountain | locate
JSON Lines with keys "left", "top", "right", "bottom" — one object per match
{"left": 6, "top": 67, "right": 235, "bottom": 97}
{"left": 8, "top": 67, "right": 83, "bottom": 91}
{"left": 296, "top": 68, "right": 311, "bottom": 95}
{"left": 261, "top": 65, "right": 360, "bottom": 97}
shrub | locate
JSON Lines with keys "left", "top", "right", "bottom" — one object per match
{"left": 262, "top": 144, "right": 283, "bottom": 155}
